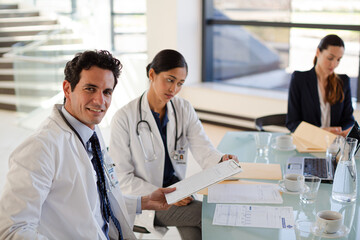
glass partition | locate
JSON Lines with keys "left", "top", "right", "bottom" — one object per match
{"left": 204, "top": 0, "right": 360, "bottom": 100}
{"left": 4, "top": 28, "right": 78, "bottom": 128}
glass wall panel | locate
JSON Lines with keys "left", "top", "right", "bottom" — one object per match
{"left": 214, "top": 0, "right": 360, "bottom": 25}
{"left": 113, "top": 0, "right": 146, "bottom": 13}
{"left": 112, "top": 0, "right": 147, "bottom": 53}
{"left": 292, "top": 0, "right": 360, "bottom": 25}
{"left": 114, "top": 34, "right": 146, "bottom": 53}
{"left": 205, "top": 0, "right": 360, "bottom": 99}
{"left": 113, "top": 15, "right": 146, "bottom": 34}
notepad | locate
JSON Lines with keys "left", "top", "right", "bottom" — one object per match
{"left": 165, "top": 160, "right": 242, "bottom": 204}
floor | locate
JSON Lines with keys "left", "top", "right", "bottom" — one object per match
{"left": 0, "top": 108, "right": 238, "bottom": 239}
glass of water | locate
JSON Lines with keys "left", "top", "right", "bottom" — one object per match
{"left": 300, "top": 176, "right": 321, "bottom": 204}
{"left": 254, "top": 132, "right": 272, "bottom": 157}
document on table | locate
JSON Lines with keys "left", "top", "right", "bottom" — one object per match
{"left": 213, "top": 204, "right": 294, "bottom": 229}
{"left": 208, "top": 184, "right": 283, "bottom": 204}
{"left": 165, "top": 160, "right": 242, "bottom": 204}
{"left": 227, "top": 162, "right": 282, "bottom": 180}
{"left": 292, "top": 121, "right": 336, "bottom": 152}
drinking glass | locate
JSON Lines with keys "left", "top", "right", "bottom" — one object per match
{"left": 254, "top": 132, "right": 272, "bottom": 156}
{"left": 300, "top": 176, "right": 321, "bottom": 204}
{"left": 295, "top": 220, "right": 322, "bottom": 240}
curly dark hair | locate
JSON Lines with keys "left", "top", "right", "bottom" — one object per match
{"left": 64, "top": 50, "right": 122, "bottom": 91}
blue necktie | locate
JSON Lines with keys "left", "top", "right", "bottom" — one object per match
{"left": 90, "top": 132, "right": 123, "bottom": 240}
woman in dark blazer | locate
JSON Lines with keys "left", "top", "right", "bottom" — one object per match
{"left": 286, "top": 34, "right": 354, "bottom": 136}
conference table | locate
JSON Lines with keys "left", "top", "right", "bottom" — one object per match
{"left": 202, "top": 132, "right": 360, "bottom": 240}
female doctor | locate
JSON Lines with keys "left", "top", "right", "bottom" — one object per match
{"left": 109, "top": 49, "right": 237, "bottom": 239}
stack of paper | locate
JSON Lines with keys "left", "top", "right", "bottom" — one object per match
{"left": 212, "top": 204, "right": 294, "bottom": 229}
{"left": 230, "top": 162, "right": 282, "bottom": 180}
{"left": 208, "top": 184, "right": 283, "bottom": 204}
{"left": 292, "top": 121, "right": 336, "bottom": 152}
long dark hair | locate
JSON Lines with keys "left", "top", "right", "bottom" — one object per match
{"left": 313, "top": 34, "right": 345, "bottom": 105}
{"left": 146, "top": 49, "right": 188, "bottom": 77}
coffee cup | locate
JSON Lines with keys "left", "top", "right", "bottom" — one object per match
{"left": 279, "top": 173, "right": 304, "bottom": 192}
{"left": 316, "top": 210, "right": 342, "bottom": 234}
{"left": 275, "top": 135, "right": 293, "bottom": 149}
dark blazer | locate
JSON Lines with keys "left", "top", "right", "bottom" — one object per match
{"left": 286, "top": 67, "right": 354, "bottom": 132}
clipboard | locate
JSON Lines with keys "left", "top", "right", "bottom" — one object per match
{"left": 165, "top": 160, "right": 242, "bottom": 204}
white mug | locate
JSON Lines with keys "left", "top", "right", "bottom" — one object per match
{"left": 279, "top": 173, "right": 304, "bottom": 192}
{"left": 276, "top": 135, "right": 293, "bottom": 149}
{"left": 316, "top": 210, "right": 342, "bottom": 234}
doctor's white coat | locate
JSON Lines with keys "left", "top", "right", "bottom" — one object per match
{"left": 109, "top": 92, "right": 223, "bottom": 236}
{"left": 0, "top": 105, "right": 137, "bottom": 240}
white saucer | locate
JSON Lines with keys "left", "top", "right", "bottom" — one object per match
{"left": 311, "top": 223, "right": 349, "bottom": 238}
{"left": 271, "top": 143, "right": 296, "bottom": 151}
{"left": 278, "top": 181, "right": 302, "bottom": 194}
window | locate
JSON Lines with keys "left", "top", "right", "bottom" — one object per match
{"left": 111, "top": 0, "right": 147, "bottom": 53}
{"left": 203, "top": 0, "right": 360, "bottom": 99}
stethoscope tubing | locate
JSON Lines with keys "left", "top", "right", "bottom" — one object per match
{"left": 137, "top": 92, "right": 182, "bottom": 152}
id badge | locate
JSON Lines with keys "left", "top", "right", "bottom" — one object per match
{"left": 106, "top": 163, "right": 119, "bottom": 187}
{"left": 173, "top": 148, "right": 186, "bottom": 164}
{"left": 102, "top": 150, "right": 119, "bottom": 190}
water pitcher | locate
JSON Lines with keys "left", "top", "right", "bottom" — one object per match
{"left": 332, "top": 137, "right": 358, "bottom": 202}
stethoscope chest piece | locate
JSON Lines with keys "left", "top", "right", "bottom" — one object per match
{"left": 137, "top": 92, "right": 183, "bottom": 163}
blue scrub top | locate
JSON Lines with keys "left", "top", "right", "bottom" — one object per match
{"left": 151, "top": 108, "right": 177, "bottom": 187}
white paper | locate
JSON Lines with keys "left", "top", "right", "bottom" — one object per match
{"left": 165, "top": 160, "right": 242, "bottom": 204}
{"left": 208, "top": 184, "right": 283, "bottom": 204}
{"left": 212, "top": 204, "right": 294, "bottom": 229}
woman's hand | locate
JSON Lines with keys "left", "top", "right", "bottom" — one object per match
{"left": 339, "top": 126, "right": 352, "bottom": 137}
{"left": 173, "top": 196, "right": 193, "bottom": 206}
{"left": 323, "top": 126, "right": 351, "bottom": 137}
{"left": 221, "top": 154, "right": 239, "bottom": 163}
{"left": 323, "top": 127, "right": 342, "bottom": 135}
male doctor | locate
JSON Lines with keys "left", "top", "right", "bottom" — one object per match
{"left": 0, "top": 50, "right": 174, "bottom": 240}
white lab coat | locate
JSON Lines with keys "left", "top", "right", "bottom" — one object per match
{"left": 0, "top": 105, "right": 137, "bottom": 240}
{"left": 109, "top": 92, "right": 222, "bottom": 236}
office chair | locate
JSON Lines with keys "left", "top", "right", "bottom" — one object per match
{"left": 254, "top": 114, "right": 287, "bottom": 131}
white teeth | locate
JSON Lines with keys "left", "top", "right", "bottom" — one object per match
{"left": 89, "top": 108, "right": 102, "bottom": 112}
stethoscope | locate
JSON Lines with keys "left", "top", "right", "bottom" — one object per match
{"left": 136, "top": 93, "right": 183, "bottom": 162}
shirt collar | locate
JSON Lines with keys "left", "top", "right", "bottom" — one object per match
{"left": 151, "top": 107, "right": 169, "bottom": 129}
{"left": 61, "top": 106, "right": 95, "bottom": 144}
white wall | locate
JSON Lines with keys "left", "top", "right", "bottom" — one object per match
{"left": 146, "top": 0, "right": 202, "bottom": 85}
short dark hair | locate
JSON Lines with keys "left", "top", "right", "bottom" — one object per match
{"left": 64, "top": 50, "right": 122, "bottom": 91}
{"left": 146, "top": 49, "right": 188, "bottom": 78}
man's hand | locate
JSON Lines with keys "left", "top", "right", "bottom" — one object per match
{"left": 141, "top": 187, "right": 176, "bottom": 211}
{"left": 221, "top": 154, "right": 239, "bottom": 162}
{"left": 173, "top": 196, "right": 193, "bottom": 206}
